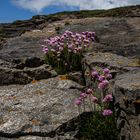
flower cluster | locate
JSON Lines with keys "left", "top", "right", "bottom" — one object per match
{"left": 42, "top": 30, "right": 95, "bottom": 54}
{"left": 74, "top": 88, "right": 94, "bottom": 106}
{"left": 91, "top": 68, "right": 112, "bottom": 90}
{"left": 102, "top": 109, "right": 113, "bottom": 116}
{"left": 42, "top": 30, "right": 95, "bottom": 73}
{"left": 75, "top": 68, "right": 113, "bottom": 116}
{"left": 102, "top": 93, "right": 113, "bottom": 103}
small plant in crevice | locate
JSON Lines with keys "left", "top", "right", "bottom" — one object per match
{"left": 74, "top": 68, "right": 119, "bottom": 140}
{"left": 42, "top": 30, "right": 95, "bottom": 74}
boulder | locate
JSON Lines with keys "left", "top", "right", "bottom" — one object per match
{"left": 113, "top": 70, "right": 140, "bottom": 140}
{"left": 0, "top": 77, "right": 83, "bottom": 139}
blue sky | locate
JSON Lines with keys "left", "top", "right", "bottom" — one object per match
{"left": 0, "top": 0, "right": 140, "bottom": 23}
{"left": 0, "top": 0, "right": 79, "bottom": 23}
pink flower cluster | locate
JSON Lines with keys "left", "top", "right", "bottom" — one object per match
{"left": 102, "top": 93, "right": 113, "bottom": 103}
{"left": 74, "top": 88, "right": 98, "bottom": 106}
{"left": 91, "top": 68, "right": 112, "bottom": 90}
{"left": 42, "top": 30, "right": 95, "bottom": 54}
{"left": 102, "top": 109, "right": 113, "bottom": 116}
{"left": 75, "top": 68, "right": 113, "bottom": 116}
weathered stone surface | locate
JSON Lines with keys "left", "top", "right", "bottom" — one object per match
{"left": 83, "top": 52, "right": 140, "bottom": 86}
{"left": 68, "top": 71, "right": 85, "bottom": 85}
{"left": 61, "top": 17, "right": 140, "bottom": 58}
{"left": 0, "top": 36, "right": 44, "bottom": 62}
{"left": 0, "top": 77, "right": 83, "bottom": 139}
{"left": 1, "top": 17, "right": 140, "bottom": 63}
{"left": 0, "top": 135, "right": 77, "bottom": 140}
{"left": 113, "top": 70, "right": 140, "bottom": 140}
{"left": 0, "top": 62, "right": 57, "bottom": 85}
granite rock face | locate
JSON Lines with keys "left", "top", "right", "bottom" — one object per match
{"left": 0, "top": 77, "right": 83, "bottom": 139}
{"left": 113, "top": 71, "right": 140, "bottom": 140}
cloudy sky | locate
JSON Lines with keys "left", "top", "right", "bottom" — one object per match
{"left": 0, "top": 0, "right": 140, "bottom": 23}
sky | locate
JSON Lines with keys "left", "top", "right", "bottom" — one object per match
{"left": 0, "top": 0, "right": 140, "bottom": 23}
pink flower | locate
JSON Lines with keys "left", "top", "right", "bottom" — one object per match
{"left": 74, "top": 99, "right": 82, "bottom": 106}
{"left": 102, "top": 109, "right": 113, "bottom": 116}
{"left": 106, "top": 74, "right": 112, "bottom": 79}
{"left": 78, "top": 97, "right": 84, "bottom": 101}
{"left": 92, "top": 32, "right": 96, "bottom": 37}
{"left": 42, "top": 47, "right": 49, "bottom": 54}
{"left": 102, "top": 94, "right": 113, "bottom": 103}
{"left": 80, "top": 93, "right": 87, "bottom": 98}
{"left": 82, "top": 35, "right": 86, "bottom": 39}
{"left": 91, "top": 96, "right": 98, "bottom": 103}
{"left": 75, "top": 41, "right": 80, "bottom": 45}
{"left": 61, "top": 36, "right": 65, "bottom": 40}
{"left": 102, "top": 80, "right": 109, "bottom": 87}
{"left": 63, "top": 33, "right": 68, "bottom": 38}
{"left": 98, "top": 82, "right": 105, "bottom": 89}
{"left": 98, "top": 75, "right": 105, "bottom": 82}
{"left": 86, "top": 88, "right": 93, "bottom": 94}
{"left": 84, "top": 39, "right": 90, "bottom": 43}
{"left": 68, "top": 44, "right": 73, "bottom": 49}
{"left": 71, "top": 34, "right": 76, "bottom": 38}
{"left": 103, "top": 68, "right": 110, "bottom": 74}
{"left": 91, "top": 71, "right": 98, "bottom": 78}
{"left": 98, "top": 80, "right": 109, "bottom": 89}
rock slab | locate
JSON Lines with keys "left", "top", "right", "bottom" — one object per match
{"left": 114, "top": 70, "right": 140, "bottom": 140}
{"left": 0, "top": 77, "right": 83, "bottom": 139}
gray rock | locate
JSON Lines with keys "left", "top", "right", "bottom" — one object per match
{"left": 23, "top": 64, "right": 57, "bottom": 81}
{"left": 0, "top": 133, "right": 78, "bottom": 140}
{"left": 0, "top": 77, "right": 83, "bottom": 139}
{"left": 82, "top": 52, "right": 140, "bottom": 86}
{"left": 0, "top": 58, "right": 57, "bottom": 85}
{"left": 68, "top": 71, "right": 85, "bottom": 85}
{"left": 14, "top": 57, "right": 44, "bottom": 69}
{"left": 0, "top": 36, "right": 44, "bottom": 62}
{"left": 113, "top": 70, "right": 140, "bottom": 140}
{"left": 61, "top": 18, "right": 140, "bottom": 58}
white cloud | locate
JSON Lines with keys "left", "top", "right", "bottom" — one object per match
{"left": 11, "top": 0, "right": 140, "bottom": 13}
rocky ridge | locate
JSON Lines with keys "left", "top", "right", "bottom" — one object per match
{"left": 0, "top": 6, "right": 140, "bottom": 140}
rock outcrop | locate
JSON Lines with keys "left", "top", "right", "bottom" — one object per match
{"left": 0, "top": 5, "right": 140, "bottom": 140}
{"left": 83, "top": 52, "right": 140, "bottom": 86}
{"left": 0, "top": 77, "right": 83, "bottom": 139}
{"left": 0, "top": 59, "right": 57, "bottom": 85}
{"left": 61, "top": 17, "right": 140, "bottom": 58}
{"left": 114, "top": 71, "right": 140, "bottom": 140}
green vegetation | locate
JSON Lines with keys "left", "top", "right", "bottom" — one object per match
{"left": 46, "top": 5, "right": 140, "bottom": 19}
{"left": 79, "top": 112, "right": 119, "bottom": 140}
